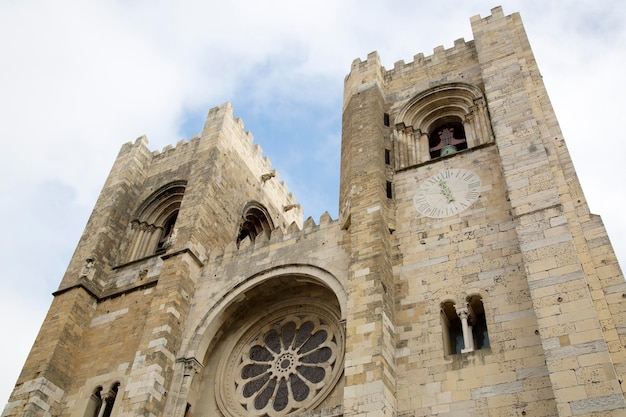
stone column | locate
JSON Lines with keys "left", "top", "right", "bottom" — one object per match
{"left": 463, "top": 111, "right": 477, "bottom": 147}
{"left": 456, "top": 307, "right": 474, "bottom": 353}
{"left": 418, "top": 130, "right": 430, "bottom": 163}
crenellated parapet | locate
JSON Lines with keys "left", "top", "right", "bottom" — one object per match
{"left": 210, "top": 211, "right": 339, "bottom": 264}
{"left": 344, "top": 38, "right": 480, "bottom": 113}
{"left": 117, "top": 134, "right": 203, "bottom": 166}
{"left": 152, "top": 135, "right": 201, "bottom": 159}
{"left": 385, "top": 37, "right": 476, "bottom": 82}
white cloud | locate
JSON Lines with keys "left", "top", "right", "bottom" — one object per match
{"left": 1, "top": 0, "right": 625, "bottom": 406}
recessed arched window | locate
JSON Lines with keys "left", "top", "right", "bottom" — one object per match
{"left": 124, "top": 181, "right": 186, "bottom": 262}
{"left": 236, "top": 202, "right": 274, "bottom": 248}
{"left": 392, "top": 83, "right": 493, "bottom": 168}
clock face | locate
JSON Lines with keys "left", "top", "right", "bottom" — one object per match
{"left": 414, "top": 168, "right": 482, "bottom": 218}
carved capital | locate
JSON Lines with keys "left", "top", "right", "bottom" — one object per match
{"left": 180, "top": 357, "right": 203, "bottom": 376}
{"left": 456, "top": 307, "right": 469, "bottom": 320}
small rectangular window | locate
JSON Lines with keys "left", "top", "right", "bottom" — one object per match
{"left": 384, "top": 113, "right": 390, "bottom": 127}
{"left": 384, "top": 149, "right": 391, "bottom": 165}
{"left": 386, "top": 181, "right": 393, "bottom": 199}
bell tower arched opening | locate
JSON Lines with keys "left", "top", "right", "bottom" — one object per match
{"left": 392, "top": 83, "right": 493, "bottom": 169}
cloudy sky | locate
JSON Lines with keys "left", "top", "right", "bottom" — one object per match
{"left": 1, "top": 0, "right": 625, "bottom": 405}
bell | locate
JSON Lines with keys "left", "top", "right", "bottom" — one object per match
{"left": 441, "top": 145, "right": 457, "bottom": 156}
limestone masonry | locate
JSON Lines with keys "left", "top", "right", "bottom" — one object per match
{"left": 4, "top": 6, "right": 626, "bottom": 417}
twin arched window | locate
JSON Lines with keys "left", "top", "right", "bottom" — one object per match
{"left": 84, "top": 382, "right": 119, "bottom": 417}
{"left": 441, "top": 295, "right": 490, "bottom": 355}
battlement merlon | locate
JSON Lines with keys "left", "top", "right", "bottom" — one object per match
{"left": 470, "top": 5, "right": 506, "bottom": 25}
{"left": 343, "top": 51, "right": 385, "bottom": 111}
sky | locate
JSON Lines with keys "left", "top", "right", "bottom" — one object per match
{"left": 1, "top": 0, "right": 625, "bottom": 406}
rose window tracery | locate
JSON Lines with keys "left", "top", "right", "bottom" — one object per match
{"left": 216, "top": 304, "right": 344, "bottom": 417}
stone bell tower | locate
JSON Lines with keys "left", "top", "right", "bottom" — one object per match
{"left": 339, "top": 6, "right": 626, "bottom": 417}
{"left": 4, "top": 6, "right": 626, "bottom": 417}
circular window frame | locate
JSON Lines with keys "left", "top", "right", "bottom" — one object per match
{"left": 215, "top": 299, "right": 344, "bottom": 417}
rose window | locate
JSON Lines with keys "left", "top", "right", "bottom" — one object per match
{"left": 216, "top": 304, "right": 344, "bottom": 417}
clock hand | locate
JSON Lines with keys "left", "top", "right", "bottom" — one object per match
{"left": 438, "top": 179, "right": 455, "bottom": 203}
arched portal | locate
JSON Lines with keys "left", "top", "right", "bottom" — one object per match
{"left": 177, "top": 265, "right": 346, "bottom": 417}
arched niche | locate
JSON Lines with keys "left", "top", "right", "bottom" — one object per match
{"left": 392, "top": 83, "right": 493, "bottom": 169}
{"left": 123, "top": 181, "right": 186, "bottom": 262}
{"left": 236, "top": 201, "right": 274, "bottom": 248}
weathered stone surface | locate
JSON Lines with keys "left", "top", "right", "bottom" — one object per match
{"left": 4, "top": 6, "right": 626, "bottom": 417}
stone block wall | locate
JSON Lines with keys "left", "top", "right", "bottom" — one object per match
{"left": 5, "top": 6, "right": 626, "bottom": 417}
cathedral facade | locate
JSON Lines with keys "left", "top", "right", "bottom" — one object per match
{"left": 4, "top": 7, "right": 626, "bottom": 417}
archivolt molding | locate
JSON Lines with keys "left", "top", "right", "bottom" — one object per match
{"left": 396, "top": 83, "right": 483, "bottom": 129}
{"left": 393, "top": 83, "right": 493, "bottom": 169}
{"left": 236, "top": 200, "right": 275, "bottom": 247}
{"left": 133, "top": 180, "right": 187, "bottom": 224}
{"left": 123, "top": 181, "right": 186, "bottom": 262}
{"left": 182, "top": 264, "right": 347, "bottom": 362}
